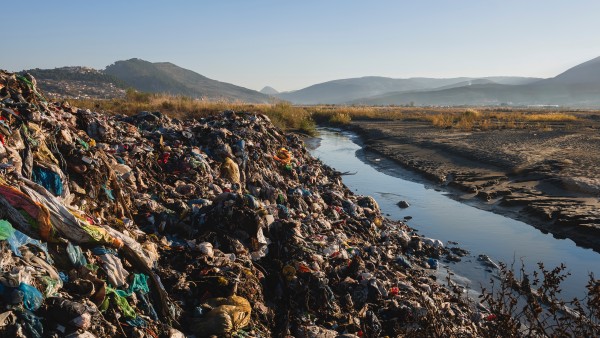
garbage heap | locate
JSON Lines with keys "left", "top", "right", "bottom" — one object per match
{"left": 0, "top": 70, "right": 483, "bottom": 337}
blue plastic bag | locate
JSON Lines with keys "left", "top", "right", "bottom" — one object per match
{"left": 17, "top": 283, "right": 43, "bottom": 311}
{"left": 66, "top": 242, "right": 87, "bottom": 267}
{"left": 427, "top": 258, "right": 439, "bottom": 270}
{"left": 7, "top": 230, "right": 53, "bottom": 263}
{"left": 31, "top": 166, "right": 63, "bottom": 196}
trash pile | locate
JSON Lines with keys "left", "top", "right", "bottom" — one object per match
{"left": 0, "top": 70, "right": 486, "bottom": 337}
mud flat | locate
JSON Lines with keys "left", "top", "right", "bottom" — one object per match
{"left": 349, "top": 119, "right": 600, "bottom": 252}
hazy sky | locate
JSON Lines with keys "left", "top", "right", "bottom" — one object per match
{"left": 4, "top": 0, "right": 600, "bottom": 91}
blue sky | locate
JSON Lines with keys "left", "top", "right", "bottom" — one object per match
{"left": 4, "top": 1, "right": 600, "bottom": 91}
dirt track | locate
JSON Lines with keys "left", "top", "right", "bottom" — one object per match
{"left": 349, "top": 119, "right": 600, "bottom": 251}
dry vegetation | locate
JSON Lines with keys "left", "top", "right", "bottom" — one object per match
{"left": 73, "top": 90, "right": 317, "bottom": 134}
{"left": 71, "top": 90, "right": 593, "bottom": 136}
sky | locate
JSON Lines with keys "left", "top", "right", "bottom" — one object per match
{"left": 4, "top": 0, "right": 600, "bottom": 92}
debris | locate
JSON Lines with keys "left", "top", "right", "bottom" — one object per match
{"left": 190, "top": 295, "right": 251, "bottom": 336}
{"left": 478, "top": 254, "right": 500, "bottom": 270}
{"left": 0, "top": 70, "right": 485, "bottom": 336}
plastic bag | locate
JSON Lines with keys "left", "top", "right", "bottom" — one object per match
{"left": 17, "top": 283, "right": 43, "bottom": 311}
{"left": 40, "top": 276, "right": 62, "bottom": 298}
{"left": 7, "top": 230, "right": 53, "bottom": 263}
{"left": 45, "top": 297, "right": 91, "bottom": 329}
{"left": 190, "top": 295, "right": 251, "bottom": 335}
{"left": 274, "top": 147, "right": 292, "bottom": 165}
{"left": 0, "top": 220, "right": 15, "bottom": 240}
{"left": 67, "top": 242, "right": 87, "bottom": 267}
{"left": 17, "top": 309, "right": 43, "bottom": 338}
{"left": 94, "top": 250, "right": 129, "bottom": 287}
{"left": 31, "top": 166, "right": 63, "bottom": 196}
{"left": 103, "top": 286, "right": 137, "bottom": 318}
{"left": 115, "top": 273, "right": 150, "bottom": 297}
{"left": 221, "top": 157, "right": 240, "bottom": 184}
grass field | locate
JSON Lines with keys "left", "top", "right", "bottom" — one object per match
{"left": 71, "top": 91, "right": 593, "bottom": 135}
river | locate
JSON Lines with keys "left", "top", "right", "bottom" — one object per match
{"left": 309, "top": 128, "right": 599, "bottom": 301}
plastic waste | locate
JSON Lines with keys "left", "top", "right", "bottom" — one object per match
{"left": 221, "top": 157, "right": 240, "bottom": 184}
{"left": 396, "top": 255, "right": 413, "bottom": 269}
{"left": 12, "top": 283, "right": 43, "bottom": 311}
{"left": 190, "top": 295, "right": 251, "bottom": 336}
{"left": 274, "top": 147, "right": 292, "bottom": 165}
{"left": 428, "top": 258, "right": 439, "bottom": 269}
{"left": 197, "top": 242, "right": 214, "bottom": 258}
{"left": 0, "top": 184, "right": 53, "bottom": 240}
{"left": 7, "top": 230, "right": 52, "bottom": 262}
{"left": 0, "top": 70, "right": 489, "bottom": 337}
{"left": 40, "top": 276, "right": 62, "bottom": 297}
{"left": 45, "top": 297, "right": 92, "bottom": 329}
{"left": 0, "top": 220, "right": 15, "bottom": 240}
{"left": 31, "top": 166, "right": 63, "bottom": 196}
{"left": 115, "top": 273, "right": 150, "bottom": 297}
{"left": 17, "top": 309, "right": 43, "bottom": 338}
{"left": 103, "top": 286, "right": 137, "bottom": 319}
{"left": 92, "top": 247, "right": 129, "bottom": 287}
{"left": 66, "top": 242, "right": 87, "bottom": 267}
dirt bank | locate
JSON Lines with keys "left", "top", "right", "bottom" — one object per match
{"left": 349, "top": 119, "right": 600, "bottom": 252}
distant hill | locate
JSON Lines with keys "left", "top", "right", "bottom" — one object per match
{"left": 352, "top": 83, "right": 533, "bottom": 106}
{"left": 104, "top": 59, "right": 269, "bottom": 103}
{"left": 20, "top": 55, "right": 600, "bottom": 107}
{"left": 22, "top": 67, "right": 126, "bottom": 99}
{"left": 260, "top": 86, "right": 279, "bottom": 95}
{"left": 22, "top": 60, "right": 270, "bottom": 103}
{"left": 276, "top": 76, "right": 541, "bottom": 104}
{"left": 353, "top": 57, "right": 600, "bottom": 107}
{"left": 545, "top": 56, "right": 600, "bottom": 85}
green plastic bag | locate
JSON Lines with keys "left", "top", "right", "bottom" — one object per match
{"left": 104, "top": 286, "right": 137, "bottom": 318}
{"left": 0, "top": 220, "right": 16, "bottom": 240}
{"left": 115, "top": 274, "right": 150, "bottom": 297}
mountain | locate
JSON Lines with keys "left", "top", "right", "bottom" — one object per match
{"left": 104, "top": 59, "right": 269, "bottom": 103}
{"left": 22, "top": 67, "right": 126, "bottom": 99}
{"left": 353, "top": 57, "right": 600, "bottom": 107}
{"left": 276, "top": 76, "right": 541, "bottom": 104}
{"left": 352, "top": 83, "right": 529, "bottom": 106}
{"left": 545, "top": 56, "right": 600, "bottom": 85}
{"left": 483, "top": 76, "right": 541, "bottom": 85}
{"left": 260, "top": 86, "right": 279, "bottom": 95}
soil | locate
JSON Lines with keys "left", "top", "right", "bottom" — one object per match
{"left": 348, "top": 119, "right": 600, "bottom": 252}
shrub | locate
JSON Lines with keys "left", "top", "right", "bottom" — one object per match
{"left": 329, "top": 112, "right": 351, "bottom": 125}
{"left": 480, "top": 262, "right": 600, "bottom": 336}
{"left": 125, "top": 88, "right": 151, "bottom": 103}
{"left": 431, "top": 114, "right": 454, "bottom": 128}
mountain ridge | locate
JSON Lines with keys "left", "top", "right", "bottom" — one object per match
{"left": 104, "top": 59, "right": 270, "bottom": 103}
{"left": 351, "top": 56, "right": 600, "bottom": 107}
{"left": 19, "top": 56, "right": 600, "bottom": 107}
{"left": 276, "top": 75, "right": 542, "bottom": 104}
{"left": 21, "top": 59, "right": 270, "bottom": 103}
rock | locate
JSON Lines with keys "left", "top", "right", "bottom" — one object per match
{"left": 397, "top": 200, "right": 410, "bottom": 208}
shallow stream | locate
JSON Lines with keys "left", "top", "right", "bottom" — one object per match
{"left": 309, "top": 128, "right": 599, "bottom": 301}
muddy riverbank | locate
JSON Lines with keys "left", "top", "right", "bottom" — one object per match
{"left": 347, "top": 120, "right": 600, "bottom": 252}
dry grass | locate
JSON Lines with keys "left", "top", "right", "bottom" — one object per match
{"left": 422, "top": 109, "right": 580, "bottom": 131}
{"left": 71, "top": 90, "right": 589, "bottom": 134}
{"left": 328, "top": 112, "right": 352, "bottom": 125}
{"left": 430, "top": 114, "right": 454, "bottom": 128}
{"left": 73, "top": 92, "right": 318, "bottom": 135}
